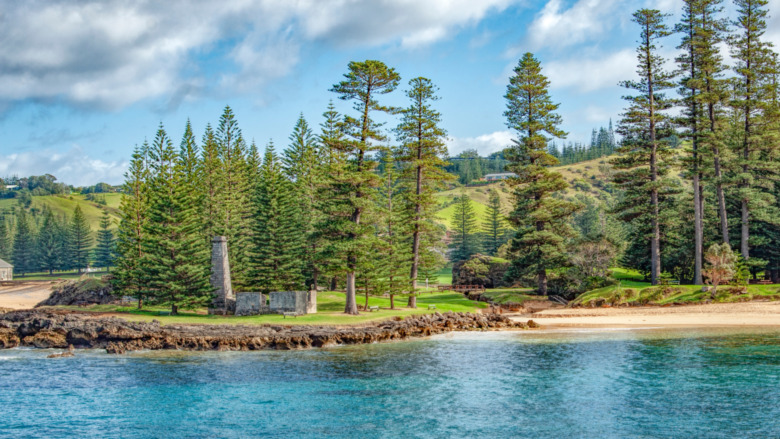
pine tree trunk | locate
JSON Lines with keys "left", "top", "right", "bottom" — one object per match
{"left": 410, "top": 228, "right": 420, "bottom": 292}
{"left": 407, "top": 295, "right": 417, "bottom": 308}
{"left": 693, "top": 174, "right": 703, "bottom": 285}
{"left": 741, "top": 200, "right": 750, "bottom": 259}
{"left": 715, "top": 162, "right": 729, "bottom": 244}
{"left": 364, "top": 283, "right": 369, "bottom": 311}
{"left": 410, "top": 160, "right": 423, "bottom": 292}
{"left": 538, "top": 270, "right": 547, "bottom": 296}
{"left": 330, "top": 277, "right": 337, "bottom": 291}
{"left": 390, "top": 294, "right": 395, "bottom": 310}
{"left": 171, "top": 303, "right": 178, "bottom": 316}
{"left": 344, "top": 271, "right": 358, "bottom": 314}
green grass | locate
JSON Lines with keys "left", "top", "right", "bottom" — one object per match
{"left": 52, "top": 291, "right": 488, "bottom": 326}
{"left": 481, "top": 289, "right": 540, "bottom": 305}
{"left": 12, "top": 270, "right": 109, "bottom": 281}
{"left": 572, "top": 283, "right": 780, "bottom": 307}
{"left": 0, "top": 193, "right": 122, "bottom": 230}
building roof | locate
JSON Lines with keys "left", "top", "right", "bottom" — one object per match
{"left": 0, "top": 258, "right": 12, "bottom": 268}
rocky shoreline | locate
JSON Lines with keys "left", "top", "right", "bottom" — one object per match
{"left": 0, "top": 310, "right": 537, "bottom": 354}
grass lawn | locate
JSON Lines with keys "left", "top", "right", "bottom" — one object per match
{"left": 12, "top": 270, "right": 109, "bottom": 281}
{"left": 55, "top": 291, "right": 488, "bottom": 326}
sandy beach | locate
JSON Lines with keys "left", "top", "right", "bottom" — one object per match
{"left": 517, "top": 301, "right": 780, "bottom": 328}
{"left": 0, "top": 281, "right": 60, "bottom": 310}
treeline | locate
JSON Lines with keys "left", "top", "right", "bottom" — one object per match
{"left": 114, "top": 63, "right": 453, "bottom": 314}
{"left": 0, "top": 207, "right": 115, "bottom": 276}
{"left": 548, "top": 121, "right": 619, "bottom": 166}
{"left": 504, "top": 0, "right": 780, "bottom": 296}
{"left": 444, "top": 150, "right": 509, "bottom": 184}
{"left": 612, "top": 1, "right": 780, "bottom": 285}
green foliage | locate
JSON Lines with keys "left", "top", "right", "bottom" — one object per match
{"left": 503, "top": 52, "right": 580, "bottom": 295}
{"left": 114, "top": 144, "right": 151, "bottom": 307}
{"left": 482, "top": 189, "right": 508, "bottom": 255}
{"left": 612, "top": 9, "right": 679, "bottom": 286}
{"left": 12, "top": 210, "right": 36, "bottom": 276}
{"left": 395, "top": 76, "right": 453, "bottom": 291}
{"left": 142, "top": 124, "right": 212, "bottom": 314}
{"left": 214, "top": 106, "right": 252, "bottom": 290}
{"left": 69, "top": 205, "right": 93, "bottom": 273}
{"left": 94, "top": 210, "right": 116, "bottom": 271}
{"left": 283, "top": 114, "right": 325, "bottom": 289}
{"left": 325, "top": 60, "right": 401, "bottom": 314}
{"left": 249, "top": 144, "right": 305, "bottom": 292}
{"left": 449, "top": 194, "right": 480, "bottom": 262}
{"left": 36, "top": 209, "right": 68, "bottom": 274}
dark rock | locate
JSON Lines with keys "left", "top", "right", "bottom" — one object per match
{"left": 0, "top": 309, "right": 538, "bottom": 354}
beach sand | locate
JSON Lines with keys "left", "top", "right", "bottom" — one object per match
{"left": 0, "top": 282, "right": 58, "bottom": 310}
{"left": 515, "top": 301, "right": 780, "bottom": 328}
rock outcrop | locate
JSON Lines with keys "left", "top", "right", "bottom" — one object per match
{"left": 0, "top": 309, "right": 536, "bottom": 354}
{"left": 36, "top": 278, "right": 114, "bottom": 307}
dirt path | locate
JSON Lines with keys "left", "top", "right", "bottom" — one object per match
{"left": 511, "top": 302, "right": 780, "bottom": 327}
{"left": 0, "top": 282, "right": 60, "bottom": 310}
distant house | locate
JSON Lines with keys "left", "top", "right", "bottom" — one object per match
{"left": 481, "top": 173, "right": 517, "bottom": 182}
{"left": 0, "top": 258, "right": 12, "bottom": 281}
{"left": 4, "top": 185, "right": 19, "bottom": 190}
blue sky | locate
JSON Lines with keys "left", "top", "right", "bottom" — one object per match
{"left": 1, "top": 0, "right": 779, "bottom": 186}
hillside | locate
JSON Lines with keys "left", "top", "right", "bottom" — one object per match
{"left": 435, "top": 156, "right": 615, "bottom": 230}
{"left": 0, "top": 193, "right": 122, "bottom": 230}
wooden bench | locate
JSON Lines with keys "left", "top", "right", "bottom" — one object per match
{"left": 427, "top": 304, "right": 437, "bottom": 310}
{"left": 437, "top": 285, "right": 452, "bottom": 291}
{"left": 368, "top": 306, "right": 380, "bottom": 312}
{"left": 282, "top": 312, "right": 298, "bottom": 319}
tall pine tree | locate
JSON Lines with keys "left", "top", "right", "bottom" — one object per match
{"left": 12, "top": 210, "right": 35, "bottom": 276}
{"left": 450, "top": 194, "right": 480, "bottom": 263}
{"left": 729, "top": 0, "right": 779, "bottom": 261}
{"left": 249, "top": 144, "right": 304, "bottom": 292}
{"left": 612, "top": 10, "right": 678, "bottom": 286}
{"left": 69, "top": 205, "right": 93, "bottom": 274}
{"left": 503, "top": 53, "right": 580, "bottom": 295}
{"left": 327, "top": 60, "right": 400, "bottom": 314}
{"left": 482, "top": 189, "right": 507, "bottom": 256}
{"left": 214, "top": 106, "right": 252, "bottom": 290}
{"left": 394, "top": 76, "right": 453, "bottom": 304}
{"left": 94, "top": 210, "right": 116, "bottom": 271}
{"left": 114, "top": 144, "right": 150, "bottom": 308}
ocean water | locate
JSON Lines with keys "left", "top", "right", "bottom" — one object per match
{"left": 1, "top": 328, "right": 780, "bottom": 438}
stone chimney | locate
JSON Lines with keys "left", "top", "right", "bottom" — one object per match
{"left": 209, "top": 236, "right": 234, "bottom": 315}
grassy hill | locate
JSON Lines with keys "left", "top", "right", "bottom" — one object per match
{"left": 434, "top": 156, "right": 616, "bottom": 231}
{"left": 0, "top": 193, "right": 122, "bottom": 230}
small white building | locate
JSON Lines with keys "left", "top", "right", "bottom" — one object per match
{"left": 0, "top": 258, "right": 12, "bottom": 281}
{"left": 482, "top": 173, "right": 517, "bottom": 182}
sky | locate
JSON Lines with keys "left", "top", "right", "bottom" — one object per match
{"left": 1, "top": 0, "right": 780, "bottom": 186}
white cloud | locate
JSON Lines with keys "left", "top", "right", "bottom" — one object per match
{"left": 0, "top": 0, "right": 518, "bottom": 110}
{"left": 544, "top": 49, "right": 636, "bottom": 92}
{"left": 0, "top": 147, "right": 127, "bottom": 186}
{"left": 523, "top": 0, "right": 623, "bottom": 51}
{"left": 447, "top": 130, "right": 514, "bottom": 156}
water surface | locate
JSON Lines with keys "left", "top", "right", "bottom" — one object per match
{"left": 1, "top": 328, "right": 779, "bottom": 438}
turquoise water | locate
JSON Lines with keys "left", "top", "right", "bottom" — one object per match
{"left": 1, "top": 328, "right": 780, "bottom": 438}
